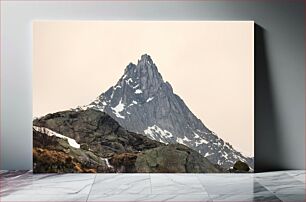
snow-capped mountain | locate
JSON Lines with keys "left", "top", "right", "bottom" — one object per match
{"left": 84, "top": 54, "right": 253, "bottom": 169}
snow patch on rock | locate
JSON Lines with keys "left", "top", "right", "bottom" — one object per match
{"left": 146, "top": 97, "right": 154, "bottom": 102}
{"left": 126, "top": 78, "right": 133, "bottom": 85}
{"left": 195, "top": 139, "right": 209, "bottom": 146}
{"left": 176, "top": 137, "right": 187, "bottom": 146}
{"left": 113, "top": 85, "right": 122, "bottom": 90}
{"left": 33, "top": 126, "right": 80, "bottom": 149}
{"left": 135, "top": 89, "right": 143, "bottom": 94}
{"left": 101, "top": 158, "right": 113, "bottom": 168}
{"left": 144, "top": 125, "right": 173, "bottom": 142}
{"left": 183, "top": 136, "right": 191, "bottom": 142}
{"left": 111, "top": 98, "right": 125, "bottom": 119}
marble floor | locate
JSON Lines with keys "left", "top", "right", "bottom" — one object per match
{"left": 0, "top": 170, "right": 305, "bottom": 202}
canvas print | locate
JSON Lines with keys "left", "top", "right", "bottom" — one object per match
{"left": 33, "top": 21, "right": 254, "bottom": 173}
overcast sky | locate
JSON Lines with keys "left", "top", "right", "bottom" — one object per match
{"left": 33, "top": 21, "right": 254, "bottom": 157}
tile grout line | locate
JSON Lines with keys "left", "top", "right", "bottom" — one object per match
{"left": 86, "top": 174, "right": 97, "bottom": 202}
{"left": 149, "top": 173, "right": 153, "bottom": 195}
{"left": 253, "top": 179, "right": 284, "bottom": 201}
{"left": 195, "top": 175, "right": 213, "bottom": 202}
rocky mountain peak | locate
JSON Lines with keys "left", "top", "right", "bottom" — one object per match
{"left": 123, "top": 54, "right": 156, "bottom": 75}
{"left": 85, "top": 54, "right": 254, "bottom": 170}
{"left": 138, "top": 54, "right": 154, "bottom": 65}
{"left": 119, "top": 54, "right": 164, "bottom": 94}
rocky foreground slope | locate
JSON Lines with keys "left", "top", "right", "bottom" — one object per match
{"left": 33, "top": 109, "right": 221, "bottom": 173}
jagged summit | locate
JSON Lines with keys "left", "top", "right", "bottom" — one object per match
{"left": 85, "top": 54, "right": 254, "bottom": 170}
{"left": 118, "top": 54, "right": 164, "bottom": 97}
{"left": 124, "top": 54, "right": 156, "bottom": 73}
{"left": 139, "top": 53, "right": 153, "bottom": 63}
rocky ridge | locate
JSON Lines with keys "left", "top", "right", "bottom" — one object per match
{"left": 33, "top": 109, "right": 221, "bottom": 173}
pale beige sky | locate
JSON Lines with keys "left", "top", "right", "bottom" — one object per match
{"left": 33, "top": 21, "right": 254, "bottom": 157}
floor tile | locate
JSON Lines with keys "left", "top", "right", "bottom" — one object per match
{"left": 88, "top": 194, "right": 212, "bottom": 202}
{"left": 0, "top": 170, "right": 30, "bottom": 177}
{"left": 1, "top": 194, "right": 88, "bottom": 202}
{"left": 1, "top": 173, "right": 96, "bottom": 196}
{"left": 210, "top": 194, "right": 282, "bottom": 202}
{"left": 197, "top": 173, "right": 258, "bottom": 195}
{"left": 90, "top": 174, "right": 151, "bottom": 195}
{"left": 275, "top": 194, "right": 306, "bottom": 202}
{"left": 150, "top": 174, "right": 207, "bottom": 195}
{"left": 1, "top": 170, "right": 306, "bottom": 202}
{"left": 0, "top": 170, "right": 8, "bottom": 174}
{"left": 264, "top": 183, "right": 305, "bottom": 195}
{"left": 255, "top": 171, "right": 299, "bottom": 182}
{"left": 256, "top": 174, "right": 305, "bottom": 195}
{"left": 1, "top": 172, "right": 54, "bottom": 196}
{"left": 286, "top": 170, "right": 306, "bottom": 183}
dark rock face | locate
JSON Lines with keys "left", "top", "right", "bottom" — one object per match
{"left": 33, "top": 109, "right": 221, "bottom": 173}
{"left": 232, "top": 160, "right": 250, "bottom": 172}
{"left": 33, "top": 109, "right": 162, "bottom": 158}
{"left": 85, "top": 54, "right": 253, "bottom": 170}
{"left": 135, "top": 144, "right": 220, "bottom": 173}
{"left": 110, "top": 152, "right": 139, "bottom": 173}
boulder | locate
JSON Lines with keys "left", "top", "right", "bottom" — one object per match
{"left": 135, "top": 144, "right": 221, "bottom": 173}
{"left": 233, "top": 160, "right": 250, "bottom": 172}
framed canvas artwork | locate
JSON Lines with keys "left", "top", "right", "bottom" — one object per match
{"left": 33, "top": 21, "right": 254, "bottom": 173}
